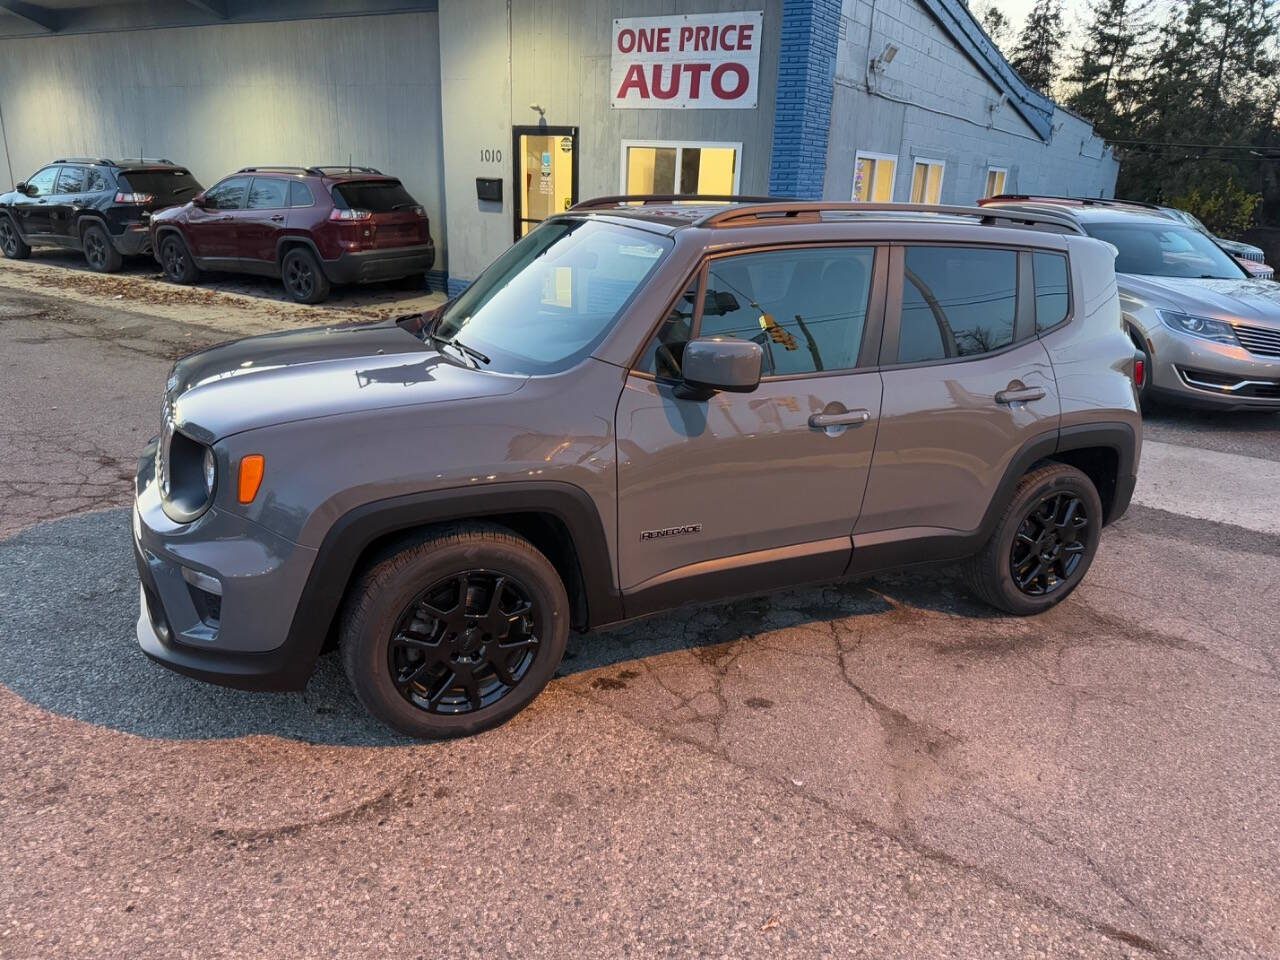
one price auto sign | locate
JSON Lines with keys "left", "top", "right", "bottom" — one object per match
{"left": 611, "top": 11, "right": 763, "bottom": 110}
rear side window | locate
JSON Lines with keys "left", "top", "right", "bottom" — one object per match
{"left": 203, "top": 176, "right": 249, "bottom": 210}
{"left": 118, "top": 169, "right": 202, "bottom": 204}
{"left": 85, "top": 168, "right": 111, "bottom": 192}
{"left": 55, "top": 166, "right": 87, "bottom": 194}
{"left": 898, "top": 246, "right": 1017, "bottom": 363}
{"left": 289, "top": 181, "right": 314, "bottom": 207}
{"left": 1033, "top": 252, "right": 1070, "bottom": 332}
{"left": 246, "top": 178, "right": 288, "bottom": 210}
{"left": 331, "top": 180, "right": 417, "bottom": 213}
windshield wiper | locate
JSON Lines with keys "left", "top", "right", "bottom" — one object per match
{"left": 429, "top": 333, "right": 490, "bottom": 368}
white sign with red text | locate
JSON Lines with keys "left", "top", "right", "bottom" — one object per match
{"left": 611, "top": 12, "right": 763, "bottom": 110}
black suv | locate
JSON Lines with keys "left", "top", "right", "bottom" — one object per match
{"left": 0, "top": 158, "right": 202, "bottom": 272}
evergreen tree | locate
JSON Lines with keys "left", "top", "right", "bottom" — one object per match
{"left": 975, "top": 1, "right": 1012, "bottom": 47}
{"left": 1063, "top": 0, "right": 1153, "bottom": 137}
{"left": 1009, "top": 0, "right": 1066, "bottom": 95}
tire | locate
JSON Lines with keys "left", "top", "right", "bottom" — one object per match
{"left": 340, "top": 523, "right": 570, "bottom": 739}
{"left": 961, "top": 463, "right": 1103, "bottom": 616}
{"left": 281, "top": 247, "right": 331, "bottom": 304}
{"left": 81, "top": 221, "right": 122, "bottom": 273}
{"left": 0, "top": 214, "right": 30, "bottom": 260}
{"left": 160, "top": 234, "right": 199, "bottom": 284}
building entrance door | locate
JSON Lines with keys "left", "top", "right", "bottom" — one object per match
{"left": 513, "top": 125, "right": 578, "bottom": 240}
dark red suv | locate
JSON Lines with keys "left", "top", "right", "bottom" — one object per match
{"left": 149, "top": 166, "right": 435, "bottom": 303}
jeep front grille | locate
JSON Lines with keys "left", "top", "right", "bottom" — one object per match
{"left": 1232, "top": 323, "right": 1280, "bottom": 358}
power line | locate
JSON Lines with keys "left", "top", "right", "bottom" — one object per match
{"left": 1108, "top": 138, "right": 1280, "bottom": 155}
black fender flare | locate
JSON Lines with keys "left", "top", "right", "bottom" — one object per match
{"left": 274, "top": 235, "right": 327, "bottom": 272}
{"left": 278, "top": 481, "right": 623, "bottom": 682}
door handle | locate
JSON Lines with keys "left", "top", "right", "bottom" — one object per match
{"left": 995, "top": 386, "right": 1046, "bottom": 404}
{"left": 269, "top": 215, "right": 285, "bottom": 222}
{"left": 809, "top": 409, "right": 871, "bottom": 428}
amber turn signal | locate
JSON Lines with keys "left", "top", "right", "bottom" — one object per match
{"left": 238, "top": 455, "right": 265, "bottom": 504}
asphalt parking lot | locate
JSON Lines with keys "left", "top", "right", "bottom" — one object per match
{"left": 1, "top": 257, "right": 1278, "bottom": 959}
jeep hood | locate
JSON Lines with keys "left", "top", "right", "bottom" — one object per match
{"left": 1119, "top": 274, "right": 1280, "bottom": 327}
{"left": 168, "top": 318, "right": 527, "bottom": 441}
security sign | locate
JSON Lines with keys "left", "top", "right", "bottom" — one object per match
{"left": 611, "top": 11, "right": 763, "bottom": 110}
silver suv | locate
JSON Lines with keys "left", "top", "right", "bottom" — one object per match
{"left": 982, "top": 196, "right": 1280, "bottom": 410}
{"left": 133, "top": 199, "right": 1141, "bottom": 739}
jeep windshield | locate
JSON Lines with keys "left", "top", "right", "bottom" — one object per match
{"left": 433, "top": 218, "right": 672, "bottom": 375}
{"left": 1083, "top": 221, "right": 1246, "bottom": 280}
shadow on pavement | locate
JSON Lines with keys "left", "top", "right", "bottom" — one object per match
{"left": 0, "top": 507, "right": 998, "bottom": 746}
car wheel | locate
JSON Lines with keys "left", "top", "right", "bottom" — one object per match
{"left": 340, "top": 523, "right": 570, "bottom": 739}
{"left": 961, "top": 463, "right": 1103, "bottom": 616}
{"left": 281, "top": 247, "right": 331, "bottom": 304}
{"left": 81, "top": 222, "right": 122, "bottom": 273}
{"left": 0, "top": 215, "right": 31, "bottom": 260}
{"left": 160, "top": 235, "right": 199, "bottom": 284}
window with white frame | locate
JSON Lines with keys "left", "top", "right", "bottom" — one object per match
{"left": 910, "top": 158, "right": 945, "bottom": 204}
{"left": 853, "top": 151, "right": 897, "bottom": 202}
{"left": 985, "top": 166, "right": 1009, "bottom": 197}
{"left": 621, "top": 141, "right": 741, "bottom": 196}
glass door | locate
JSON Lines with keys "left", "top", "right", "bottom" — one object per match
{"left": 513, "top": 125, "right": 578, "bottom": 240}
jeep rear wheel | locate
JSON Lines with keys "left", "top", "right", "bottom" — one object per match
{"left": 281, "top": 247, "right": 330, "bottom": 304}
{"left": 340, "top": 523, "right": 569, "bottom": 739}
{"left": 962, "top": 463, "right": 1103, "bottom": 615}
{"left": 0, "top": 215, "right": 30, "bottom": 259}
{"left": 82, "top": 222, "right": 122, "bottom": 273}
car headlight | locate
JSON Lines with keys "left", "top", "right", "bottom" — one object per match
{"left": 160, "top": 431, "right": 217, "bottom": 523}
{"left": 1158, "top": 310, "right": 1239, "bottom": 345}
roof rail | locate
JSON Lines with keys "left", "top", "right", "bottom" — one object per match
{"left": 312, "top": 165, "right": 383, "bottom": 175}
{"left": 983, "top": 193, "right": 1163, "bottom": 211}
{"left": 571, "top": 194, "right": 782, "bottom": 211}
{"left": 54, "top": 157, "right": 115, "bottom": 166}
{"left": 115, "top": 157, "right": 175, "bottom": 166}
{"left": 699, "top": 201, "right": 1086, "bottom": 234}
{"left": 237, "top": 165, "right": 311, "bottom": 175}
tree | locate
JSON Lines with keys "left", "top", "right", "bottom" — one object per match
{"left": 1009, "top": 0, "right": 1066, "bottom": 96}
{"left": 1063, "top": 0, "right": 1153, "bottom": 138}
{"left": 975, "top": 1, "right": 1012, "bottom": 48}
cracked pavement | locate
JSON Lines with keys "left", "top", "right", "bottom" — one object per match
{"left": 1, "top": 262, "right": 1278, "bottom": 958}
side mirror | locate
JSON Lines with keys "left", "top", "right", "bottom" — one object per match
{"left": 15, "top": 182, "right": 29, "bottom": 195}
{"left": 191, "top": 193, "right": 207, "bottom": 208}
{"left": 676, "top": 337, "right": 762, "bottom": 399}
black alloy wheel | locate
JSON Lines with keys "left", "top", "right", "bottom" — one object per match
{"left": 285, "top": 256, "right": 314, "bottom": 299}
{"left": 162, "top": 237, "right": 189, "bottom": 281}
{"left": 1008, "top": 492, "right": 1090, "bottom": 596}
{"left": 84, "top": 228, "right": 108, "bottom": 269}
{"left": 388, "top": 570, "right": 540, "bottom": 714}
{"left": 0, "top": 217, "right": 20, "bottom": 257}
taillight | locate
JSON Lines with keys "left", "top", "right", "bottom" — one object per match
{"left": 1134, "top": 357, "right": 1145, "bottom": 388}
{"left": 329, "top": 208, "right": 372, "bottom": 221}
{"left": 115, "top": 192, "right": 154, "bottom": 204}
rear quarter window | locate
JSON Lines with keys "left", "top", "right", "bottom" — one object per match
{"left": 1032, "top": 252, "right": 1070, "bottom": 332}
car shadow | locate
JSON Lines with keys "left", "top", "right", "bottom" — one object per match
{"left": 0, "top": 508, "right": 1000, "bottom": 747}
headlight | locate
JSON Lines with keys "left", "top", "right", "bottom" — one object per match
{"left": 203, "top": 446, "right": 217, "bottom": 495}
{"left": 1158, "top": 310, "right": 1239, "bottom": 345}
{"left": 160, "top": 431, "right": 216, "bottom": 523}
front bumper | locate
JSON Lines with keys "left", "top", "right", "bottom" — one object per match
{"left": 1145, "top": 324, "right": 1280, "bottom": 410}
{"left": 322, "top": 241, "right": 436, "bottom": 284}
{"left": 133, "top": 442, "right": 322, "bottom": 691}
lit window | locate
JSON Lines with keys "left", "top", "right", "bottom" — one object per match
{"left": 910, "top": 159, "right": 945, "bottom": 204}
{"left": 622, "top": 141, "right": 740, "bottom": 196}
{"left": 853, "top": 152, "right": 896, "bottom": 202}
{"left": 985, "top": 166, "right": 1008, "bottom": 197}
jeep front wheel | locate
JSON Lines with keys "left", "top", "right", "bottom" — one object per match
{"left": 0, "top": 215, "right": 30, "bottom": 260}
{"left": 160, "top": 235, "right": 198, "bottom": 284}
{"left": 962, "top": 463, "right": 1103, "bottom": 616}
{"left": 340, "top": 523, "right": 570, "bottom": 739}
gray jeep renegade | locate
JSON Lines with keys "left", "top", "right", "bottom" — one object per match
{"left": 133, "top": 198, "right": 1141, "bottom": 739}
